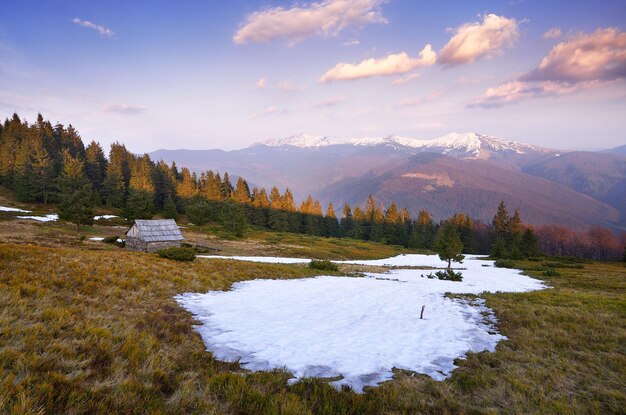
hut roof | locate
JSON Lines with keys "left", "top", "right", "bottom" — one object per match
{"left": 126, "top": 219, "right": 184, "bottom": 242}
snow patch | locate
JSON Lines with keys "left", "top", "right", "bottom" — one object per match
{"left": 94, "top": 215, "right": 118, "bottom": 220}
{"left": 16, "top": 214, "right": 58, "bottom": 222}
{"left": 0, "top": 205, "right": 31, "bottom": 213}
{"left": 177, "top": 254, "right": 546, "bottom": 392}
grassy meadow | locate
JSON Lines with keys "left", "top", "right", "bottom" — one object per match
{"left": 0, "top": 203, "right": 625, "bottom": 414}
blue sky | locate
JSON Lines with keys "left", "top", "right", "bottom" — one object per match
{"left": 1, "top": 0, "right": 625, "bottom": 152}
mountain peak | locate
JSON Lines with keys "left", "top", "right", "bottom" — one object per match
{"left": 260, "top": 132, "right": 551, "bottom": 158}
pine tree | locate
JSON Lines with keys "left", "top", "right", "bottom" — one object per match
{"left": 124, "top": 188, "right": 155, "bottom": 220}
{"left": 177, "top": 167, "right": 198, "bottom": 200}
{"left": 233, "top": 177, "right": 252, "bottom": 204}
{"left": 57, "top": 150, "right": 94, "bottom": 229}
{"left": 410, "top": 209, "right": 434, "bottom": 249}
{"left": 434, "top": 222, "right": 465, "bottom": 269}
{"left": 324, "top": 202, "right": 339, "bottom": 237}
{"left": 340, "top": 204, "right": 354, "bottom": 237}
{"left": 221, "top": 172, "right": 234, "bottom": 198}
{"left": 220, "top": 200, "right": 247, "bottom": 237}
{"left": 520, "top": 228, "right": 540, "bottom": 258}
{"left": 491, "top": 201, "right": 510, "bottom": 258}
{"left": 84, "top": 141, "right": 107, "bottom": 199}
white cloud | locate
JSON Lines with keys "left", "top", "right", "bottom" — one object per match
{"left": 102, "top": 104, "right": 145, "bottom": 114}
{"left": 233, "top": 0, "right": 387, "bottom": 45}
{"left": 320, "top": 44, "right": 436, "bottom": 82}
{"left": 72, "top": 18, "right": 115, "bottom": 38}
{"left": 438, "top": 14, "right": 519, "bottom": 66}
{"left": 542, "top": 27, "right": 562, "bottom": 40}
{"left": 255, "top": 78, "right": 267, "bottom": 89}
{"left": 392, "top": 73, "right": 420, "bottom": 85}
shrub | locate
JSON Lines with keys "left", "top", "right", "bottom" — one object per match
{"left": 435, "top": 269, "right": 463, "bottom": 281}
{"left": 102, "top": 236, "right": 119, "bottom": 244}
{"left": 308, "top": 259, "right": 338, "bottom": 271}
{"left": 494, "top": 259, "right": 517, "bottom": 268}
{"left": 422, "top": 269, "right": 463, "bottom": 281}
{"left": 543, "top": 269, "right": 561, "bottom": 277}
{"left": 156, "top": 247, "right": 196, "bottom": 262}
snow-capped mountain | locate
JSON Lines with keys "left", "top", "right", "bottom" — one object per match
{"left": 261, "top": 132, "right": 551, "bottom": 159}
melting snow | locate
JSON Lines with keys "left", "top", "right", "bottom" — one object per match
{"left": 178, "top": 254, "right": 545, "bottom": 392}
{"left": 16, "top": 213, "right": 58, "bottom": 222}
{"left": 0, "top": 205, "right": 31, "bottom": 213}
{"left": 94, "top": 215, "right": 118, "bottom": 220}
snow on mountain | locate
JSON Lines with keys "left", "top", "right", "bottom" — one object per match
{"left": 261, "top": 132, "right": 549, "bottom": 158}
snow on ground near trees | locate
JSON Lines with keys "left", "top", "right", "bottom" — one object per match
{"left": 16, "top": 213, "right": 58, "bottom": 222}
{"left": 93, "top": 215, "right": 118, "bottom": 220}
{"left": 177, "top": 254, "right": 546, "bottom": 392}
{"left": 196, "top": 255, "right": 310, "bottom": 264}
{"left": 0, "top": 205, "right": 31, "bottom": 213}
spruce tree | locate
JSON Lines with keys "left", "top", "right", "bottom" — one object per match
{"left": 324, "top": 202, "right": 340, "bottom": 237}
{"left": 220, "top": 200, "right": 247, "bottom": 237}
{"left": 340, "top": 204, "right": 354, "bottom": 237}
{"left": 57, "top": 150, "right": 94, "bottom": 230}
{"left": 84, "top": 141, "right": 107, "bottom": 198}
{"left": 434, "top": 222, "right": 465, "bottom": 270}
{"left": 491, "top": 201, "right": 510, "bottom": 257}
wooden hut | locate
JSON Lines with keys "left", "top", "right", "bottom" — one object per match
{"left": 125, "top": 219, "right": 184, "bottom": 252}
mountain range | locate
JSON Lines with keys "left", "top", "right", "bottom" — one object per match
{"left": 150, "top": 133, "right": 626, "bottom": 231}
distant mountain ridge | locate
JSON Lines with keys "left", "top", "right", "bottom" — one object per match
{"left": 260, "top": 132, "right": 553, "bottom": 159}
{"left": 149, "top": 132, "right": 626, "bottom": 231}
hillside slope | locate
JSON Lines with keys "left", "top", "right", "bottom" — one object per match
{"left": 318, "top": 153, "right": 621, "bottom": 230}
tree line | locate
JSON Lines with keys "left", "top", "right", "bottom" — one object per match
{"left": 1, "top": 113, "right": 624, "bottom": 261}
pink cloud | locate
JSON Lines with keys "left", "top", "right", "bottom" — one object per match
{"left": 438, "top": 14, "right": 519, "bottom": 66}
{"left": 320, "top": 45, "right": 436, "bottom": 82}
{"left": 233, "top": 0, "right": 387, "bottom": 45}
{"left": 473, "top": 28, "right": 626, "bottom": 107}
{"left": 542, "top": 27, "right": 562, "bottom": 40}
{"left": 523, "top": 28, "right": 626, "bottom": 83}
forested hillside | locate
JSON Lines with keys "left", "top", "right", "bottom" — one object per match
{"left": 1, "top": 113, "right": 624, "bottom": 260}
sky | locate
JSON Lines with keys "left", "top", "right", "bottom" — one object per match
{"left": 1, "top": 0, "right": 625, "bottom": 152}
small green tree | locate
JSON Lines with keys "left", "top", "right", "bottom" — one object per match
{"left": 185, "top": 198, "right": 217, "bottom": 225}
{"left": 434, "top": 222, "right": 465, "bottom": 270}
{"left": 57, "top": 150, "right": 94, "bottom": 230}
{"left": 520, "top": 228, "right": 540, "bottom": 258}
{"left": 220, "top": 200, "right": 247, "bottom": 237}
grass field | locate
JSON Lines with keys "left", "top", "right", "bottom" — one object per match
{"left": 1, "top": 240, "right": 625, "bottom": 414}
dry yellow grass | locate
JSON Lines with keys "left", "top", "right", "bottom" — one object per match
{"left": 1, "top": 243, "right": 624, "bottom": 414}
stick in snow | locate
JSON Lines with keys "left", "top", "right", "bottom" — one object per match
{"left": 420, "top": 305, "right": 425, "bottom": 319}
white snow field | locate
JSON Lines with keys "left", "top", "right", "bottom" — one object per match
{"left": 178, "top": 254, "right": 545, "bottom": 392}
{"left": 16, "top": 213, "right": 58, "bottom": 222}
{"left": 0, "top": 205, "right": 31, "bottom": 213}
{"left": 93, "top": 215, "right": 118, "bottom": 220}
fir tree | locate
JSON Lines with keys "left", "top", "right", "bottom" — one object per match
{"left": 520, "top": 228, "right": 540, "bottom": 258}
{"left": 84, "top": 141, "right": 107, "bottom": 198}
{"left": 324, "top": 202, "right": 340, "bottom": 237}
{"left": 220, "top": 200, "right": 247, "bottom": 237}
{"left": 57, "top": 150, "right": 94, "bottom": 229}
{"left": 434, "top": 222, "right": 465, "bottom": 270}
{"left": 340, "top": 204, "right": 354, "bottom": 237}
{"left": 124, "top": 189, "right": 155, "bottom": 220}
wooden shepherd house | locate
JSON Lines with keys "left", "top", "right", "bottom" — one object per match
{"left": 125, "top": 219, "right": 185, "bottom": 252}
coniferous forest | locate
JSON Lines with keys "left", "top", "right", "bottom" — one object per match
{"left": 1, "top": 113, "right": 624, "bottom": 260}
